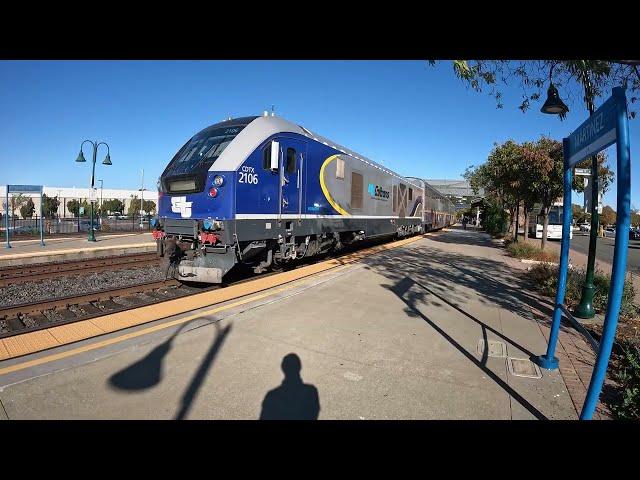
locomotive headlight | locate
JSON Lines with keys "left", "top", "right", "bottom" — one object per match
{"left": 208, "top": 187, "right": 218, "bottom": 198}
{"left": 213, "top": 175, "right": 224, "bottom": 187}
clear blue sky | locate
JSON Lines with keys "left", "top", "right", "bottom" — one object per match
{"left": 1, "top": 60, "right": 637, "bottom": 208}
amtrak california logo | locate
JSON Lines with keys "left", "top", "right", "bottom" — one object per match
{"left": 367, "top": 183, "right": 389, "bottom": 200}
{"left": 171, "top": 196, "right": 193, "bottom": 218}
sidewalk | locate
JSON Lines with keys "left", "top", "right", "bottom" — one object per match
{"left": 501, "top": 235, "right": 612, "bottom": 418}
{"left": 0, "top": 228, "right": 602, "bottom": 419}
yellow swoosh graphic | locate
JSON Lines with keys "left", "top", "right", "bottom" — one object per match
{"left": 319, "top": 155, "right": 350, "bottom": 216}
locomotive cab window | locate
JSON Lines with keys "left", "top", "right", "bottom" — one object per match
{"left": 263, "top": 145, "right": 271, "bottom": 170}
{"left": 163, "top": 125, "right": 247, "bottom": 178}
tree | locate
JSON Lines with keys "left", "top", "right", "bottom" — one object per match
{"left": 144, "top": 200, "right": 156, "bottom": 214}
{"left": 478, "top": 198, "right": 509, "bottom": 237}
{"left": 600, "top": 206, "right": 617, "bottom": 227}
{"left": 522, "top": 137, "right": 565, "bottom": 250}
{"left": 431, "top": 60, "right": 640, "bottom": 119}
{"left": 464, "top": 140, "right": 526, "bottom": 241}
{"left": 128, "top": 195, "right": 139, "bottom": 216}
{"left": 20, "top": 198, "right": 35, "bottom": 219}
{"left": 67, "top": 199, "right": 80, "bottom": 216}
{"left": 10, "top": 194, "right": 28, "bottom": 216}
{"left": 67, "top": 198, "right": 90, "bottom": 217}
{"left": 572, "top": 152, "right": 615, "bottom": 196}
{"left": 42, "top": 194, "right": 60, "bottom": 219}
{"left": 572, "top": 204, "right": 587, "bottom": 224}
{"left": 101, "top": 198, "right": 124, "bottom": 215}
{"left": 128, "top": 196, "right": 156, "bottom": 215}
{"left": 631, "top": 205, "right": 640, "bottom": 228}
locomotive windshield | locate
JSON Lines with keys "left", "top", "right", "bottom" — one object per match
{"left": 163, "top": 125, "right": 246, "bottom": 177}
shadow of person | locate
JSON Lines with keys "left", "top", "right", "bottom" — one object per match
{"left": 259, "top": 353, "right": 320, "bottom": 420}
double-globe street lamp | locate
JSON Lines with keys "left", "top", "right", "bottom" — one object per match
{"left": 75, "top": 140, "right": 111, "bottom": 242}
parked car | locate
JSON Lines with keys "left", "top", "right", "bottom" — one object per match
{"left": 604, "top": 227, "right": 616, "bottom": 238}
{"left": 630, "top": 228, "right": 640, "bottom": 240}
{"left": 579, "top": 223, "right": 591, "bottom": 232}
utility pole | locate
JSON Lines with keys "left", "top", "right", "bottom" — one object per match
{"left": 139, "top": 169, "right": 145, "bottom": 228}
{"left": 98, "top": 180, "right": 103, "bottom": 217}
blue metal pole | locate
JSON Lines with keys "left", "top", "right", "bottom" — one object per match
{"left": 535, "top": 138, "right": 573, "bottom": 370}
{"left": 39, "top": 189, "right": 45, "bottom": 246}
{"left": 4, "top": 188, "right": 10, "bottom": 249}
{"left": 580, "top": 86, "right": 631, "bottom": 419}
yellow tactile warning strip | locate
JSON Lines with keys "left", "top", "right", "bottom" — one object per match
{"left": 2, "top": 330, "right": 59, "bottom": 358}
{"left": 0, "top": 233, "right": 433, "bottom": 368}
{"left": 0, "top": 287, "right": 291, "bottom": 375}
{"left": 0, "top": 242, "right": 156, "bottom": 260}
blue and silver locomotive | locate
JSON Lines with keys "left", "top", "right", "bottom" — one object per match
{"left": 154, "top": 113, "right": 455, "bottom": 283}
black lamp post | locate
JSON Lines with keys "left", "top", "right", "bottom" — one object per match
{"left": 75, "top": 140, "right": 111, "bottom": 242}
{"left": 573, "top": 70, "right": 600, "bottom": 319}
{"left": 539, "top": 62, "right": 598, "bottom": 319}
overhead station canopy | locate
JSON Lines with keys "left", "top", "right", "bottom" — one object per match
{"left": 425, "top": 179, "right": 484, "bottom": 198}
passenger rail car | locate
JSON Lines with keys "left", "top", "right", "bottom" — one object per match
{"left": 154, "top": 114, "right": 455, "bottom": 283}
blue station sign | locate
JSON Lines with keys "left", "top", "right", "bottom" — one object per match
{"left": 7, "top": 184, "right": 43, "bottom": 194}
{"left": 566, "top": 94, "right": 619, "bottom": 168}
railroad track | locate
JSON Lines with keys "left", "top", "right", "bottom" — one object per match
{"left": 0, "top": 253, "right": 159, "bottom": 287}
{"left": 0, "top": 279, "right": 207, "bottom": 339}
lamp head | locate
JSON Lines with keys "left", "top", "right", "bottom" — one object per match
{"left": 75, "top": 150, "right": 86, "bottom": 163}
{"left": 102, "top": 154, "right": 112, "bottom": 165}
{"left": 540, "top": 83, "right": 569, "bottom": 115}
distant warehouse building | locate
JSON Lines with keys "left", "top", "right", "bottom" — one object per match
{"left": 0, "top": 185, "right": 158, "bottom": 218}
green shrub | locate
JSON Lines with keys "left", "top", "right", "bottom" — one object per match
{"left": 481, "top": 202, "right": 508, "bottom": 237}
{"left": 528, "top": 264, "right": 636, "bottom": 317}
{"left": 609, "top": 342, "right": 640, "bottom": 419}
{"left": 593, "top": 271, "right": 636, "bottom": 318}
{"left": 506, "top": 241, "right": 558, "bottom": 262}
{"left": 507, "top": 242, "right": 539, "bottom": 258}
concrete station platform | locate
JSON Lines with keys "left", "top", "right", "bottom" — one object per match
{"left": 0, "top": 232, "right": 156, "bottom": 268}
{"left": 0, "top": 229, "right": 597, "bottom": 420}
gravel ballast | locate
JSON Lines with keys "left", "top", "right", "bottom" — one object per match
{"left": 0, "top": 265, "right": 167, "bottom": 308}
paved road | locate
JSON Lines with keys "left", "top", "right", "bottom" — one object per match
{"left": 569, "top": 231, "right": 640, "bottom": 274}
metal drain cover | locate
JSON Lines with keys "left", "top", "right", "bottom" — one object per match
{"left": 477, "top": 339, "right": 507, "bottom": 358}
{"left": 507, "top": 357, "right": 542, "bottom": 379}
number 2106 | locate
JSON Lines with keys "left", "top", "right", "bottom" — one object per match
{"left": 238, "top": 172, "right": 259, "bottom": 184}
